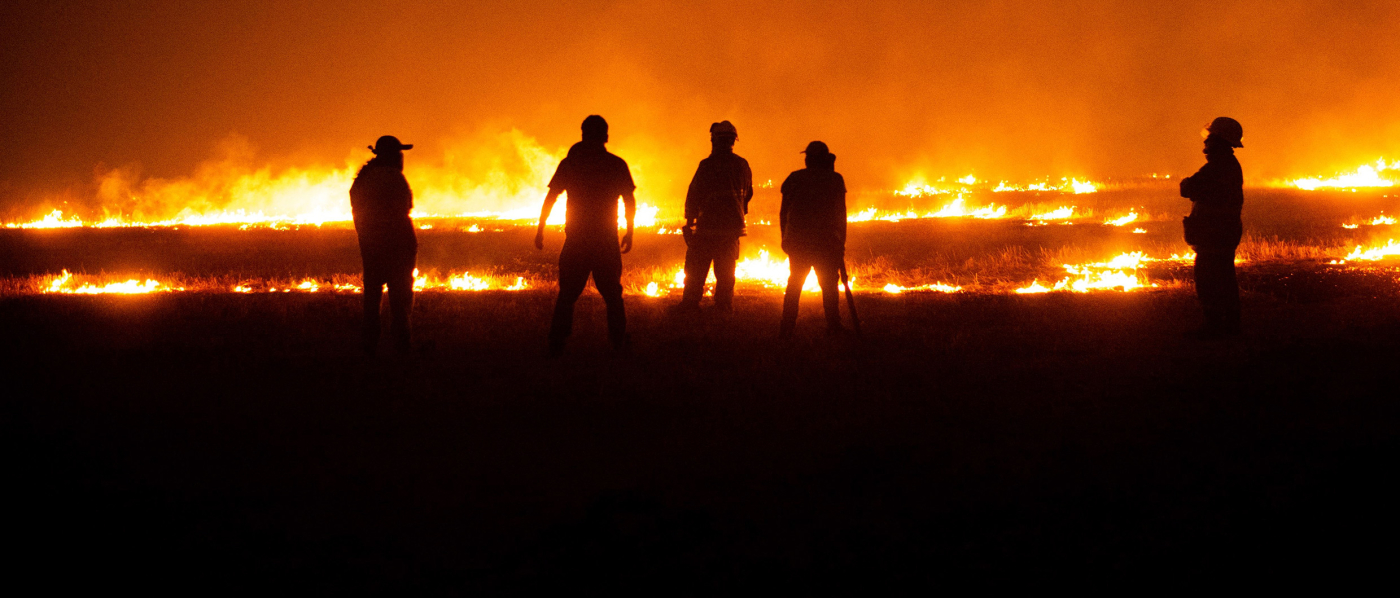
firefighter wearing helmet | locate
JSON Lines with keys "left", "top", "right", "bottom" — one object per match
{"left": 673, "top": 120, "right": 754, "bottom": 314}
{"left": 1179, "top": 117, "right": 1245, "bottom": 338}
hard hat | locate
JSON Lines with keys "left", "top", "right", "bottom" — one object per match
{"left": 710, "top": 120, "right": 737, "bottom": 137}
{"left": 1204, "top": 117, "right": 1244, "bottom": 148}
{"left": 801, "top": 141, "right": 830, "bottom": 155}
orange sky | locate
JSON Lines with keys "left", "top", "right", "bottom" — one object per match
{"left": 3, "top": 0, "right": 1398, "bottom": 216}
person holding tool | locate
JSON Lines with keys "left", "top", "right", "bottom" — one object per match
{"left": 778, "top": 141, "right": 856, "bottom": 339}
{"left": 673, "top": 120, "right": 754, "bottom": 315}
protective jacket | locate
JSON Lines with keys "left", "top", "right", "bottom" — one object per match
{"left": 1180, "top": 147, "right": 1244, "bottom": 248}
{"left": 780, "top": 158, "right": 847, "bottom": 255}
{"left": 350, "top": 157, "right": 416, "bottom": 252}
{"left": 685, "top": 151, "right": 754, "bottom": 237}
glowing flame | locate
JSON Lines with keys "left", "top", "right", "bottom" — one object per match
{"left": 1013, "top": 251, "right": 1162, "bottom": 294}
{"left": 1031, "top": 206, "right": 1076, "bottom": 220}
{"left": 851, "top": 196, "right": 1010, "bottom": 222}
{"left": 734, "top": 250, "right": 830, "bottom": 291}
{"left": 991, "top": 178, "right": 1099, "bottom": 193}
{"left": 9, "top": 203, "right": 661, "bottom": 230}
{"left": 883, "top": 282, "right": 962, "bottom": 294}
{"left": 1292, "top": 159, "right": 1398, "bottom": 190}
{"left": 448, "top": 273, "right": 491, "bottom": 291}
{"left": 1105, "top": 211, "right": 1139, "bottom": 226}
{"left": 5, "top": 130, "right": 663, "bottom": 230}
{"left": 1068, "top": 178, "right": 1097, "bottom": 194}
{"left": 12, "top": 210, "right": 85, "bottom": 229}
{"left": 41, "top": 270, "right": 178, "bottom": 294}
{"left": 1015, "top": 280, "right": 1054, "bottom": 294}
{"left": 1332, "top": 239, "right": 1400, "bottom": 263}
{"left": 930, "top": 197, "right": 1007, "bottom": 219}
{"left": 894, "top": 178, "right": 957, "bottom": 197}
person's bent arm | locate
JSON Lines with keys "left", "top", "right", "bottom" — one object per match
{"left": 620, "top": 190, "right": 637, "bottom": 253}
{"left": 535, "top": 189, "right": 562, "bottom": 250}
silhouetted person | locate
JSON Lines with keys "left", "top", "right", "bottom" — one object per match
{"left": 674, "top": 121, "right": 754, "bottom": 314}
{"left": 350, "top": 135, "right": 417, "bottom": 355}
{"left": 779, "top": 141, "right": 847, "bottom": 338}
{"left": 535, "top": 115, "right": 637, "bottom": 357}
{"left": 1181, "top": 117, "right": 1245, "bottom": 338}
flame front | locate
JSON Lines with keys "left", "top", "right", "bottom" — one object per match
{"left": 1011, "top": 251, "right": 1187, "bottom": 294}
{"left": 1104, "top": 211, "right": 1138, "bottom": 226}
{"left": 4, "top": 130, "right": 660, "bottom": 230}
{"left": 1291, "top": 158, "right": 1399, "bottom": 190}
{"left": 1332, "top": 239, "right": 1400, "bottom": 263}
{"left": 42, "top": 270, "right": 179, "bottom": 294}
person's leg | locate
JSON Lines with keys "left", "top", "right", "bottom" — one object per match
{"left": 781, "top": 253, "right": 811, "bottom": 337}
{"left": 712, "top": 237, "right": 740, "bottom": 312}
{"left": 386, "top": 250, "right": 416, "bottom": 354}
{"left": 361, "top": 258, "right": 387, "bottom": 355}
{"left": 1222, "top": 246, "right": 1241, "bottom": 333}
{"left": 814, "top": 257, "right": 843, "bottom": 332}
{"left": 549, "top": 242, "right": 592, "bottom": 352}
{"left": 591, "top": 243, "right": 629, "bottom": 349}
{"left": 1194, "top": 248, "right": 1231, "bottom": 333}
{"left": 678, "top": 238, "right": 712, "bottom": 308}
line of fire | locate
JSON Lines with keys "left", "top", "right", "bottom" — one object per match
{"left": 3, "top": 155, "right": 1396, "bottom": 298}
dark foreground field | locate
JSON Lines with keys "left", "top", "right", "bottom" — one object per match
{"left": 4, "top": 282, "right": 1399, "bottom": 592}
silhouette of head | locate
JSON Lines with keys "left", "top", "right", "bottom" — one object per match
{"left": 581, "top": 115, "right": 609, "bottom": 144}
{"left": 1202, "top": 117, "right": 1243, "bottom": 148}
{"left": 369, "top": 135, "right": 414, "bottom": 155}
{"left": 802, "top": 141, "right": 835, "bottom": 168}
{"left": 709, "top": 120, "right": 737, "bottom": 152}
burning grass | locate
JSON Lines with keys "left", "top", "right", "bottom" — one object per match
{"left": 6, "top": 187, "right": 1400, "bottom": 302}
{"left": 8, "top": 231, "right": 1399, "bottom": 300}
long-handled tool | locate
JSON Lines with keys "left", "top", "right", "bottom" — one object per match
{"left": 839, "top": 261, "right": 862, "bottom": 338}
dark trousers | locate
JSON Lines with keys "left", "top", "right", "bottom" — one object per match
{"left": 681, "top": 235, "right": 740, "bottom": 308}
{"left": 1194, "top": 246, "right": 1240, "bottom": 332}
{"left": 781, "top": 250, "right": 841, "bottom": 334}
{"left": 550, "top": 237, "right": 626, "bottom": 345}
{"left": 362, "top": 248, "right": 416, "bottom": 352}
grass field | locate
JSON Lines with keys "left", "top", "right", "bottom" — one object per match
{"left": 3, "top": 186, "right": 1400, "bottom": 591}
{"left": 4, "top": 280, "right": 1399, "bottom": 591}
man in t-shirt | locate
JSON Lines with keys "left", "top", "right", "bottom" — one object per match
{"left": 535, "top": 115, "right": 637, "bottom": 356}
{"left": 349, "top": 135, "right": 417, "bottom": 356}
{"left": 674, "top": 120, "right": 754, "bottom": 314}
{"left": 779, "top": 141, "right": 847, "bottom": 338}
